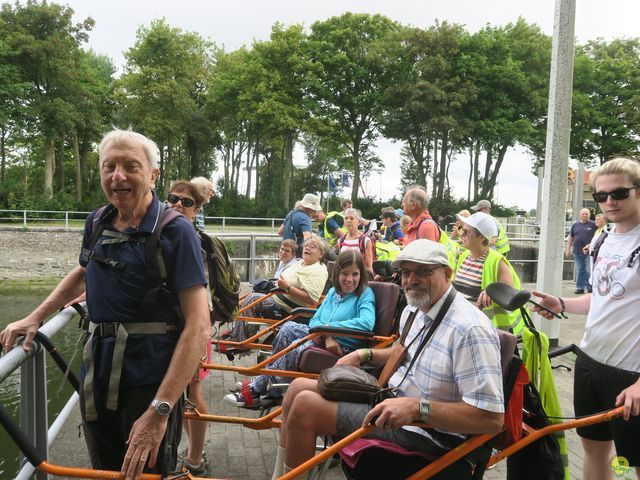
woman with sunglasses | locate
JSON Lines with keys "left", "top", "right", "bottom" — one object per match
{"left": 166, "top": 180, "right": 210, "bottom": 476}
{"left": 224, "top": 249, "right": 375, "bottom": 407}
{"left": 451, "top": 212, "right": 524, "bottom": 335}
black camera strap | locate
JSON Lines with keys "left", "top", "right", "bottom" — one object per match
{"left": 395, "top": 288, "right": 457, "bottom": 389}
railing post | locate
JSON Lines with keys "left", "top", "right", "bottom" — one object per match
{"left": 20, "top": 343, "right": 49, "bottom": 480}
{"left": 249, "top": 234, "right": 257, "bottom": 284}
{"left": 271, "top": 218, "right": 275, "bottom": 231}
{"left": 65, "top": 211, "right": 69, "bottom": 229}
{"left": 23, "top": 210, "right": 27, "bottom": 228}
{"left": 222, "top": 217, "right": 226, "bottom": 233}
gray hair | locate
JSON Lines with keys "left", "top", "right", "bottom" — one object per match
{"left": 99, "top": 129, "right": 160, "bottom": 171}
{"left": 343, "top": 208, "right": 362, "bottom": 222}
{"left": 190, "top": 176, "right": 213, "bottom": 198}
{"left": 304, "top": 233, "right": 330, "bottom": 256}
{"left": 404, "top": 185, "right": 430, "bottom": 209}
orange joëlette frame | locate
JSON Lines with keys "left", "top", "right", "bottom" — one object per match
{"left": 276, "top": 406, "right": 624, "bottom": 480}
{"left": 205, "top": 329, "right": 396, "bottom": 379}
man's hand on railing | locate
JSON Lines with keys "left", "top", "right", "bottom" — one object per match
{"left": 0, "top": 315, "right": 41, "bottom": 353}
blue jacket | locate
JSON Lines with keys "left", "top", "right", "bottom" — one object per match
{"left": 309, "top": 286, "right": 376, "bottom": 351}
{"left": 383, "top": 221, "right": 404, "bottom": 242}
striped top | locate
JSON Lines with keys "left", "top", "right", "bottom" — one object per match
{"left": 452, "top": 252, "right": 487, "bottom": 302}
{"left": 338, "top": 235, "right": 370, "bottom": 256}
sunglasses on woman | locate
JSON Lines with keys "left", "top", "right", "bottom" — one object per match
{"left": 591, "top": 186, "right": 638, "bottom": 203}
{"left": 167, "top": 193, "right": 196, "bottom": 208}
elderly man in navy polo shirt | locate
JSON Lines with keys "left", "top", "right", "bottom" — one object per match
{"left": 565, "top": 208, "right": 596, "bottom": 293}
{"left": 0, "top": 129, "right": 210, "bottom": 479}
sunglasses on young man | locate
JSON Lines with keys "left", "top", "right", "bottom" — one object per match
{"left": 591, "top": 186, "right": 638, "bottom": 203}
{"left": 167, "top": 193, "right": 196, "bottom": 208}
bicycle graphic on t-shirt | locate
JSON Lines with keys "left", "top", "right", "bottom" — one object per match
{"left": 594, "top": 259, "right": 625, "bottom": 298}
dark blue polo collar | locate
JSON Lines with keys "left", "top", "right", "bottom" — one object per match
{"left": 135, "top": 190, "right": 162, "bottom": 234}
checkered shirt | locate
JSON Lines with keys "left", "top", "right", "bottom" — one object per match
{"left": 389, "top": 286, "right": 504, "bottom": 444}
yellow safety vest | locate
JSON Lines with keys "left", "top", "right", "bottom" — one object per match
{"left": 494, "top": 221, "right": 510, "bottom": 255}
{"left": 322, "top": 211, "right": 344, "bottom": 246}
{"left": 454, "top": 249, "right": 524, "bottom": 335}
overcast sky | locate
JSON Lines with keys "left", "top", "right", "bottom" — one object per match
{"left": 61, "top": 0, "right": 640, "bottom": 210}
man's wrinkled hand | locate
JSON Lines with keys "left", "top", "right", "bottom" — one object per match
{"left": 0, "top": 316, "right": 41, "bottom": 353}
{"left": 362, "top": 397, "right": 419, "bottom": 430}
{"left": 121, "top": 409, "right": 168, "bottom": 480}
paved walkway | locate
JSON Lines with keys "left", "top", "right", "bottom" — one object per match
{"left": 49, "top": 280, "right": 590, "bottom": 479}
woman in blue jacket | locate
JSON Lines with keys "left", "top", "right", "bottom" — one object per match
{"left": 224, "top": 249, "right": 376, "bottom": 407}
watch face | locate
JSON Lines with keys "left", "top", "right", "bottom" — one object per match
{"left": 153, "top": 400, "right": 171, "bottom": 416}
{"left": 419, "top": 399, "right": 430, "bottom": 418}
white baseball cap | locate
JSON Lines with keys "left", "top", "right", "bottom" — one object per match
{"left": 456, "top": 212, "right": 498, "bottom": 240}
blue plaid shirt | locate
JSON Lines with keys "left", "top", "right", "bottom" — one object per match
{"left": 195, "top": 211, "right": 205, "bottom": 231}
{"left": 389, "top": 286, "right": 504, "bottom": 444}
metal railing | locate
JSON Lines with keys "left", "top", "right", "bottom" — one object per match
{"left": 214, "top": 233, "right": 282, "bottom": 284}
{"left": 0, "top": 306, "right": 80, "bottom": 480}
{"left": 0, "top": 209, "right": 284, "bottom": 232}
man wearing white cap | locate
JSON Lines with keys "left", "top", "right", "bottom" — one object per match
{"left": 278, "top": 193, "right": 322, "bottom": 257}
{"left": 271, "top": 239, "right": 504, "bottom": 479}
{"left": 470, "top": 199, "right": 510, "bottom": 257}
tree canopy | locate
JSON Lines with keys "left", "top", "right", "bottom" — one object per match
{"left": 1, "top": 2, "right": 639, "bottom": 217}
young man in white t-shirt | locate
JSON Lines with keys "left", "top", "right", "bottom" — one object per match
{"left": 533, "top": 157, "right": 640, "bottom": 480}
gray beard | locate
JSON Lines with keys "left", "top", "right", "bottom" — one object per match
{"left": 405, "top": 289, "right": 430, "bottom": 311}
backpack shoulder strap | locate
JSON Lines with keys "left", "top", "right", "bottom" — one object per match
{"left": 144, "top": 202, "right": 182, "bottom": 281}
{"left": 198, "top": 230, "right": 217, "bottom": 281}
{"left": 589, "top": 231, "right": 608, "bottom": 263}
{"left": 337, "top": 233, "right": 347, "bottom": 249}
{"left": 417, "top": 217, "right": 442, "bottom": 241}
{"left": 80, "top": 204, "right": 117, "bottom": 267}
{"left": 589, "top": 229, "right": 640, "bottom": 268}
{"left": 358, "top": 234, "right": 368, "bottom": 256}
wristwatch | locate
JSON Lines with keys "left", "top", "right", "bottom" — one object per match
{"left": 418, "top": 398, "right": 431, "bottom": 421}
{"left": 151, "top": 399, "right": 172, "bottom": 416}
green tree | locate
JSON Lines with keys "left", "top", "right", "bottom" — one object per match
{"left": 206, "top": 47, "right": 259, "bottom": 198}
{"left": 381, "top": 22, "right": 474, "bottom": 200}
{"left": 307, "top": 13, "right": 400, "bottom": 202}
{"left": 0, "top": 1, "right": 94, "bottom": 200}
{"left": 0, "top": 31, "right": 29, "bottom": 183}
{"left": 251, "top": 23, "right": 311, "bottom": 209}
{"left": 118, "top": 19, "right": 212, "bottom": 194}
{"left": 570, "top": 39, "right": 640, "bottom": 164}
{"left": 463, "top": 19, "right": 550, "bottom": 201}
{"left": 71, "top": 50, "right": 116, "bottom": 205}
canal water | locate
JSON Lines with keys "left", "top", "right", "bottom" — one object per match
{"left": 0, "top": 284, "right": 82, "bottom": 479}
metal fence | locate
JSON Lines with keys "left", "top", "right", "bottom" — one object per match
{"left": 0, "top": 209, "right": 284, "bottom": 233}
{"left": 0, "top": 306, "right": 80, "bottom": 480}
{"left": 1, "top": 210, "right": 578, "bottom": 282}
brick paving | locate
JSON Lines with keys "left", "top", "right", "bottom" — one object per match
{"left": 49, "top": 280, "right": 590, "bottom": 479}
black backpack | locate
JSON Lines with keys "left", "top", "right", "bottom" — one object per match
{"left": 506, "top": 381, "right": 564, "bottom": 480}
{"left": 80, "top": 202, "right": 183, "bottom": 320}
{"left": 81, "top": 201, "right": 240, "bottom": 325}
{"left": 199, "top": 232, "right": 240, "bottom": 325}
